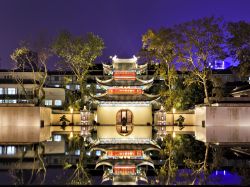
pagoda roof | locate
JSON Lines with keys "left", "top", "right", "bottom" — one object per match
{"left": 102, "top": 56, "right": 148, "bottom": 74}
{"left": 95, "top": 76, "right": 154, "bottom": 87}
{"left": 90, "top": 92, "right": 160, "bottom": 101}
{"left": 90, "top": 139, "right": 161, "bottom": 151}
{"left": 95, "top": 158, "right": 155, "bottom": 169}
{"left": 112, "top": 55, "right": 138, "bottom": 63}
{"left": 103, "top": 63, "right": 113, "bottom": 74}
{"left": 136, "top": 64, "right": 148, "bottom": 73}
{"left": 103, "top": 63, "right": 148, "bottom": 72}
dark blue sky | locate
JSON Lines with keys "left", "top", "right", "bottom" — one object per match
{"left": 0, "top": 0, "right": 250, "bottom": 69}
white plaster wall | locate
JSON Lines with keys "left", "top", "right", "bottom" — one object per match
{"left": 51, "top": 113, "right": 81, "bottom": 125}
{"left": 50, "top": 125, "right": 82, "bottom": 133}
{"left": 206, "top": 107, "right": 250, "bottom": 143}
{"left": 0, "top": 72, "right": 41, "bottom": 80}
{"left": 0, "top": 106, "right": 51, "bottom": 143}
{"left": 44, "top": 88, "right": 65, "bottom": 103}
{"left": 97, "top": 125, "right": 152, "bottom": 139}
{"left": 194, "top": 106, "right": 207, "bottom": 142}
{"left": 0, "top": 84, "right": 35, "bottom": 89}
{"left": 166, "top": 113, "right": 194, "bottom": 126}
{"left": 40, "top": 107, "right": 52, "bottom": 141}
{"left": 165, "top": 126, "right": 195, "bottom": 133}
{"left": 195, "top": 106, "right": 250, "bottom": 143}
{"left": 97, "top": 105, "right": 152, "bottom": 125}
{"left": 44, "top": 141, "right": 65, "bottom": 154}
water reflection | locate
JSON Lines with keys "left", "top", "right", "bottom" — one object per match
{"left": 208, "top": 170, "right": 241, "bottom": 185}
{"left": 0, "top": 168, "right": 243, "bottom": 185}
{"left": 174, "top": 169, "right": 242, "bottom": 185}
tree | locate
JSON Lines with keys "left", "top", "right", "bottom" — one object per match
{"left": 52, "top": 31, "right": 104, "bottom": 107}
{"left": 174, "top": 77, "right": 205, "bottom": 110}
{"left": 184, "top": 143, "right": 210, "bottom": 185}
{"left": 142, "top": 28, "right": 183, "bottom": 184}
{"left": 142, "top": 28, "right": 182, "bottom": 111}
{"left": 64, "top": 135, "right": 92, "bottom": 185}
{"left": 8, "top": 143, "right": 47, "bottom": 185}
{"left": 156, "top": 134, "right": 210, "bottom": 185}
{"left": 176, "top": 17, "right": 227, "bottom": 105}
{"left": 227, "top": 21, "right": 250, "bottom": 77}
{"left": 10, "top": 38, "right": 51, "bottom": 106}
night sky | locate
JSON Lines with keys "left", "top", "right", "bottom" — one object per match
{"left": 0, "top": 0, "right": 250, "bottom": 69}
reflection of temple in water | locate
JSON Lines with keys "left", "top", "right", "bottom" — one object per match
{"left": 1, "top": 54, "right": 250, "bottom": 185}
{"left": 90, "top": 55, "right": 161, "bottom": 184}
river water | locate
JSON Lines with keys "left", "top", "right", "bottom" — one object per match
{"left": 0, "top": 168, "right": 243, "bottom": 185}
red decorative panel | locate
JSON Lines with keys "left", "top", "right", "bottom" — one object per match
{"left": 107, "top": 150, "right": 143, "bottom": 157}
{"left": 113, "top": 165, "right": 136, "bottom": 175}
{"left": 107, "top": 88, "right": 143, "bottom": 95}
{"left": 113, "top": 71, "right": 136, "bottom": 80}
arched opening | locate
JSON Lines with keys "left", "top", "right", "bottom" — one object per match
{"left": 116, "top": 109, "right": 133, "bottom": 136}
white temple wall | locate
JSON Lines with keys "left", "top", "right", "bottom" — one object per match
{"left": 44, "top": 87, "right": 65, "bottom": 104}
{"left": 97, "top": 125, "right": 152, "bottom": 139}
{"left": 0, "top": 105, "right": 51, "bottom": 143}
{"left": 51, "top": 113, "right": 81, "bottom": 125}
{"left": 40, "top": 107, "right": 52, "bottom": 142}
{"left": 166, "top": 113, "right": 194, "bottom": 126}
{"left": 97, "top": 105, "right": 152, "bottom": 125}
{"left": 194, "top": 106, "right": 250, "bottom": 143}
{"left": 194, "top": 106, "right": 207, "bottom": 142}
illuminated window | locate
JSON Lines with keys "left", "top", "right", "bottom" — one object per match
{"left": 75, "top": 149, "right": 80, "bottom": 155}
{"left": 96, "top": 150, "right": 101, "bottom": 156}
{"left": 0, "top": 100, "right": 3, "bottom": 103}
{"left": 4, "top": 75, "right": 12, "bottom": 79}
{"left": 86, "top": 151, "right": 91, "bottom": 156}
{"left": 0, "top": 146, "right": 2, "bottom": 154}
{"left": 66, "top": 85, "right": 70, "bottom": 89}
{"left": 53, "top": 135, "right": 62, "bottom": 142}
{"left": 45, "top": 100, "right": 52, "bottom": 106}
{"left": 7, "top": 146, "right": 16, "bottom": 155}
{"left": 55, "top": 100, "right": 62, "bottom": 106}
{"left": 7, "top": 88, "right": 16, "bottom": 95}
{"left": 54, "top": 85, "right": 60, "bottom": 87}
{"left": 0, "top": 88, "right": 3, "bottom": 95}
{"left": 75, "top": 85, "right": 80, "bottom": 90}
{"left": 20, "top": 100, "right": 28, "bottom": 103}
{"left": 7, "top": 100, "right": 17, "bottom": 103}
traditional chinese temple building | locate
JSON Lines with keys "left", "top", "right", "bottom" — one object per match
{"left": 90, "top": 56, "right": 161, "bottom": 184}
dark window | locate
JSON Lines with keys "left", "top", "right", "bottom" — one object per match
{"left": 202, "top": 120, "right": 205, "bottom": 128}
{"left": 40, "top": 120, "right": 45, "bottom": 128}
{"left": 116, "top": 109, "right": 133, "bottom": 124}
{"left": 53, "top": 158, "right": 58, "bottom": 164}
{"left": 54, "top": 76, "right": 59, "bottom": 81}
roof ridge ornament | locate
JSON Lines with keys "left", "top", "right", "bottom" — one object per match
{"left": 111, "top": 55, "right": 138, "bottom": 63}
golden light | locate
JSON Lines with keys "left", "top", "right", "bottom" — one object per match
{"left": 69, "top": 131, "right": 73, "bottom": 139}
{"left": 172, "top": 108, "right": 176, "bottom": 114}
{"left": 80, "top": 130, "right": 84, "bottom": 136}
{"left": 70, "top": 107, "right": 74, "bottom": 113}
{"left": 172, "top": 131, "right": 176, "bottom": 138}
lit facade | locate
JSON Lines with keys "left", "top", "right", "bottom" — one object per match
{"left": 0, "top": 55, "right": 250, "bottom": 184}
{"left": 90, "top": 56, "right": 160, "bottom": 184}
